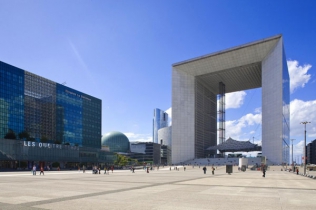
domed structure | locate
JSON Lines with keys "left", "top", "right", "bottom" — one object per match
{"left": 101, "top": 131, "right": 130, "bottom": 153}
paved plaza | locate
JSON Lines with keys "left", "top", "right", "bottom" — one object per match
{"left": 0, "top": 166, "right": 315, "bottom": 210}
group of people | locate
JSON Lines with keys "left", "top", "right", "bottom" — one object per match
{"left": 202, "top": 166, "right": 215, "bottom": 175}
{"left": 90, "top": 165, "right": 114, "bottom": 174}
{"left": 32, "top": 165, "right": 45, "bottom": 175}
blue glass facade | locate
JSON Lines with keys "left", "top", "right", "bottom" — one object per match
{"left": 56, "top": 85, "right": 83, "bottom": 146}
{"left": 0, "top": 62, "right": 24, "bottom": 139}
{"left": 153, "top": 108, "right": 168, "bottom": 144}
{"left": 282, "top": 47, "right": 290, "bottom": 163}
{"left": 0, "top": 61, "right": 101, "bottom": 149}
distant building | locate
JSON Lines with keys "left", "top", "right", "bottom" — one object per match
{"left": 307, "top": 140, "right": 316, "bottom": 164}
{"left": 130, "top": 142, "right": 161, "bottom": 165}
{"left": 158, "top": 126, "right": 172, "bottom": 165}
{"left": 153, "top": 108, "right": 168, "bottom": 144}
{"left": 101, "top": 131, "right": 130, "bottom": 153}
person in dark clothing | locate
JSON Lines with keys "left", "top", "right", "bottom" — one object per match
{"left": 262, "top": 166, "right": 266, "bottom": 177}
{"left": 212, "top": 166, "right": 215, "bottom": 175}
{"left": 203, "top": 166, "right": 207, "bottom": 174}
{"left": 40, "top": 167, "right": 44, "bottom": 175}
{"left": 296, "top": 168, "right": 299, "bottom": 175}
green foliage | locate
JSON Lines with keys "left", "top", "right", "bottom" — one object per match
{"left": 4, "top": 129, "right": 17, "bottom": 139}
{"left": 18, "top": 131, "right": 30, "bottom": 140}
{"left": 54, "top": 140, "right": 61, "bottom": 144}
{"left": 40, "top": 136, "right": 48, "bottom": 143}
{"left": 19, "top": 161, "right": 27, "bottom": 168}
{"left": 114, "top": 154, "right": 129, "bottom": 167}
{"left": 128, "top": 158, "right": 139, "bottom": 165}
{"left": 52, "top": 162, "right": 60, "bottom": 167}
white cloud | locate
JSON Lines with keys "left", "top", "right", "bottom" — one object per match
{"left": 254, "top": 107, "right": 261, "bottom": 113}
{"left": 225, "top": 112, "right": 262, "bottom": 140}
{"left": 287, "top": 60, "right": 312, "bottom": 94}
{"left": 165, "top": 107, "right": 172, "bottom": 126}
{"left": 225, "top": 91, "right": 247, "bottom": 109}
{"left": 123, "top": 132, "right": 152, "bottom": 142}
{"left": 290, "top": 99, "right": 316, "bottom": 137}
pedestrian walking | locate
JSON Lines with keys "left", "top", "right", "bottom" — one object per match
{"left": 40, "top": 166, "right": 44, "bottom": 175}
{"left": 132, "top": 166, "right": 135, "bottom": 173}
{"left": 83, "top": 165, "right": 85, "bottom": 173}
{"left": 32, "top": 165, "right": 36, "bottom": 175}
{"left": 212, "top": 166, "right": 215, "bottom": 175}
{"left": 296, "top": 168, "right": 299, "bottom": 175}
{"left": 262, "top": 165, "right": 266, "bottom": 177}
{"left": 203, "top": 166, "right": 207, "bottom": 174}
{"left": 104, "top": 166, "right": 107, "bottom": 174}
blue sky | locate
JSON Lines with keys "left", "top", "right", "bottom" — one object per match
{"left": 0, "top": 1, "right": 315, "bottom": 162}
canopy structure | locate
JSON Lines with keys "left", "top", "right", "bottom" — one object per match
{"left": 206, "top": 137, "right": 262, "bottom": 153}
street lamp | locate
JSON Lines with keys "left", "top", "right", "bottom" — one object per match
{"left": 291, "top": 139, "right": 295, "bottom": 171}
{"left": 300, "top": 121, "right": 311, "bottom": 175}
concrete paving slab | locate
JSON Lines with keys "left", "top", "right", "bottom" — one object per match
{"left": 0, "top": 166, "right": 315, "bottom": 210}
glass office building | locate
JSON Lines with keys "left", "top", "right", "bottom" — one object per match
{"left": 0, "top": 61, "right": 115, "bottom": 169}
{"left": 153, "top": 108, "right": 168, "bottom": 144}
{"left": 0, "top": 61, "right": 101, "bottom": 147}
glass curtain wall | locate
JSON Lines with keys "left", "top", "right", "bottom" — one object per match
{"left": 0, "top": 62, "right": 24, "bottom": 139}
{"left": 0, "top": 61, "right": 101, "bottom": 149}
{"left": 282, "top": 48, "right": 290, "bottom": 164}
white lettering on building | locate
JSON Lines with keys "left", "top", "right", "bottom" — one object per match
{"left": 65, "top": 89, "right": 91, "bottom": 101}
{"left": 22, "top": 141, "right": 78, "bottom": 150}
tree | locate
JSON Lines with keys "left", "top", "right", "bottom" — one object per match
{"left": 114, "top": 154, "right": 129, "bottom": 167}
{"left": 52, "top": 162, "right": 60, "bottom": 167}
{"left": 4, "top": 129, "right": 17, "bottom": 139}
{"left": 128, "top": 157, "right": 139, "bottom": 165}
{"left": 54, "top": 140, "right": 61, "bottom": 144}
{"left": 40, "top": 136, "right": 48, "bottom": 143}
{"left": 18, "top": 131, "right": 30, "bottom": 140}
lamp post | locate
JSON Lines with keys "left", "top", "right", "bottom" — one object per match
{"left": 291, "top": 139, "right": 295, "bottom": 171}
{"left": 300, "top": 121, "right": 311, "bottom": 175}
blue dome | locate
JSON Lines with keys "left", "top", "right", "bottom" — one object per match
{"left": 101, "top": 131, "right": 130, "bottom": 153}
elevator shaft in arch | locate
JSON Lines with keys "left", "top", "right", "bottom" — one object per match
{"left": 218, "top": 82, "right": 226, "bottom": 145}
